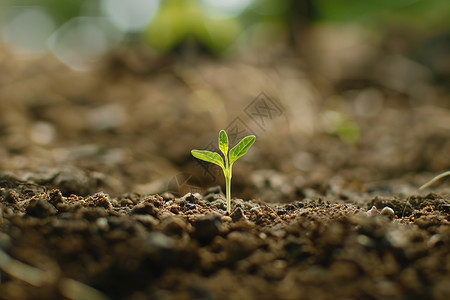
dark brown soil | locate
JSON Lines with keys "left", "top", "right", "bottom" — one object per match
{"left": 0, "top": 37, "right": 449, "bottom": 300}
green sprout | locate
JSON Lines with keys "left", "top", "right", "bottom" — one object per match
{"left": 191, "top": 130, "right": 256, "bottom": 214}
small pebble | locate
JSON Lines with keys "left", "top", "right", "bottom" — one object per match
{"left": 366, "top": 206, "right": 379, "bottom": 216}
{"left": 96, "top": 217, "right": 109, "bottom": 231}
{"left": 381, "top": 206, "right": 395, "bottom": 220}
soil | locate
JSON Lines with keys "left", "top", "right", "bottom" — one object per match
{"left": 0, "top": 33, "right": 449, "bottom": 300}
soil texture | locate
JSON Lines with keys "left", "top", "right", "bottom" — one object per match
{"left": 0, "top": 38, "right": 449, "bottom": 300}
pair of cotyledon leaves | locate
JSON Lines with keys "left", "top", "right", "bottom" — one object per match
{"left": 191, "top": 130, "right": 256, "bottom": 171}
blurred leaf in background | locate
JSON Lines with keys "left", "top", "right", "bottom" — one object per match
{"left": 315, "top": 0, "right": 450, "bottom": 30}
{"left": 1, "top": 0, "right": 449, "bottom": 68}
{"left": 144, "top": 0, "right": 243, "bottom": 54}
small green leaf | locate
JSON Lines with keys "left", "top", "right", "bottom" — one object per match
{"left": 219, "top": 130, "right": 228, "bottom": 158}
{"left": 191, "top": 130, "right": 256, "bottom": 214}
{"left": 229, "top": 135, "right": 256, "bottom": 165}
{"left": 191, "top": 150, "right": 224, "bottom": 169}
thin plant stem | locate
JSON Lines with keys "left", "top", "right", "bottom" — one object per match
{"left": 418, "top": 171, "right": 450, "bottom": 191}
{"left": 223, "top": 149, "right": 231, "bottom": 213}
{"left": 225, "top": 174, "right": 231, "bottom": 214}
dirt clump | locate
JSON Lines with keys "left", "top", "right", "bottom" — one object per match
{"left": 0, "top": 182, "right": 449, "bottom": 299}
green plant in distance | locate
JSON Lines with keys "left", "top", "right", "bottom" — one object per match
{"left": 191, "top": 130, "right": 256, "bottom": 214}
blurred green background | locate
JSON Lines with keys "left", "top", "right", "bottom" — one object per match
{"left": 1, "top": 0, "right": 449, "bottom": 64}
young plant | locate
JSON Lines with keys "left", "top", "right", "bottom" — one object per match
{"left": 191, "top": 130, "right": 256, "bottom": 214}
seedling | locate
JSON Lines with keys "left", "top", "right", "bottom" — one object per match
{"left": 191, "top": 130, "right": 256, "bottom": 214}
